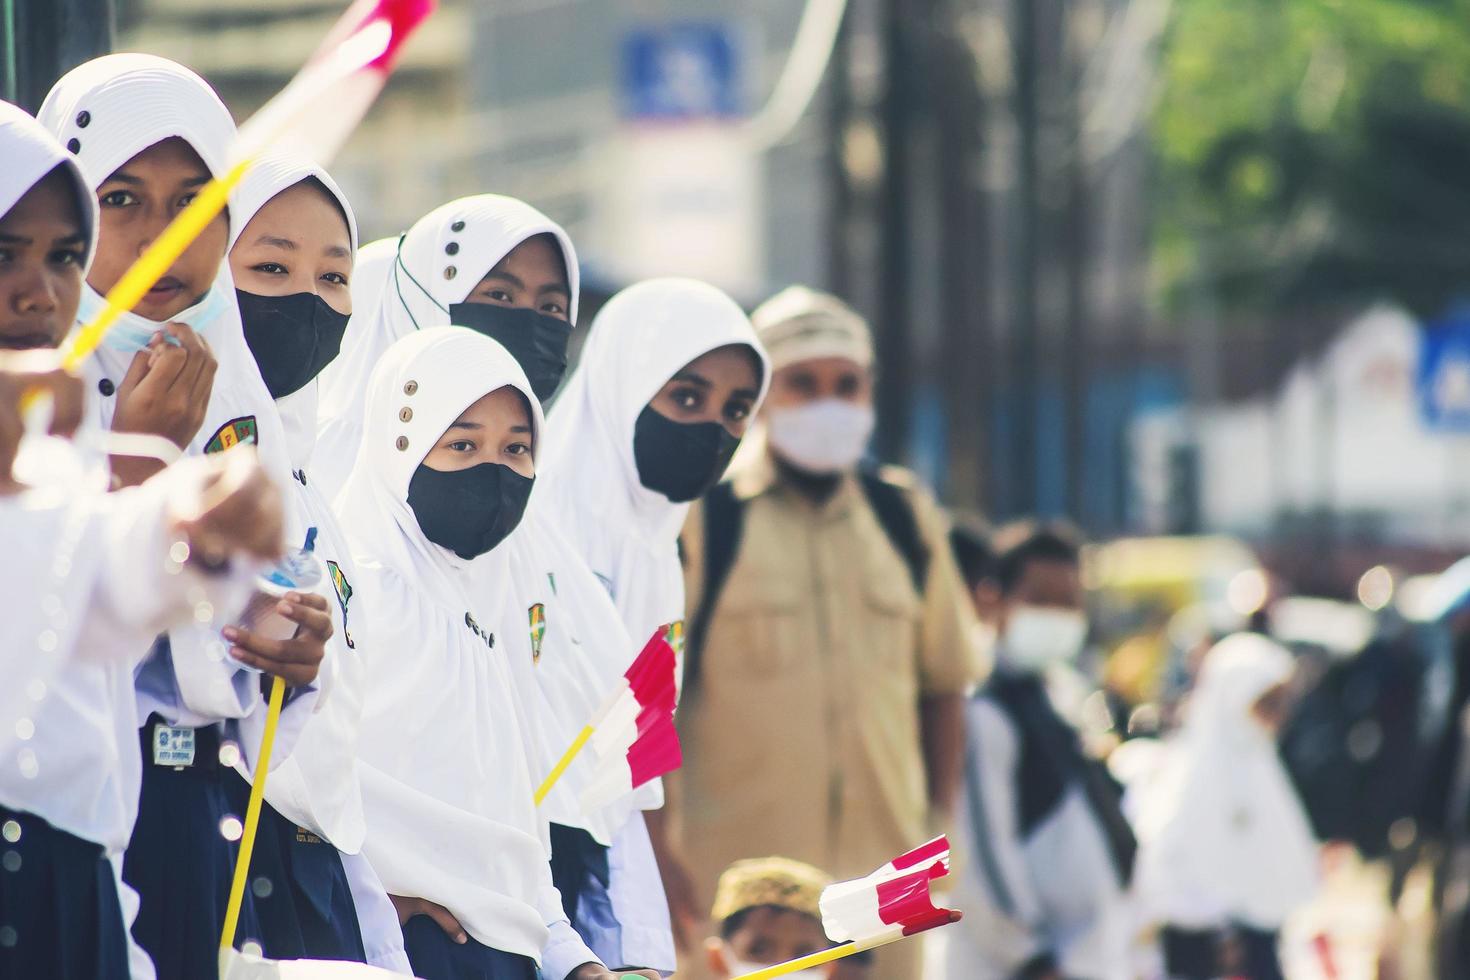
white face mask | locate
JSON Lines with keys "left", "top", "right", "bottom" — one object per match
{"left": 765, "top": 398, "right": 874, "bottom": 475}
{"left": 1003, "top": 605, "right": 1087, "bottom": 672}
{"left": 77, "top": 282, "right": 230, "bottom": 354}
{"left": 725, "top": 957, "right": 826, "bottom": 980}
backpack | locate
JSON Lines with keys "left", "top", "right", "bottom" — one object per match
{"left": 683, "top": 465, "right": 930, "bottom": 693}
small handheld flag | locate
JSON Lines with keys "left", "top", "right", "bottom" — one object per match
{"left": 730, "top": 837, "right": 961, "bottom": 980}
{"left": 534, "top": 627, "right": 683, "bottom": 810}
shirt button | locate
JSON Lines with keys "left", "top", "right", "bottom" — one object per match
{"left": 98, "top": 378, "right": 115, "bottom": 397}
{"left": 76, "top": 110, "right": 91, "bottom": 128}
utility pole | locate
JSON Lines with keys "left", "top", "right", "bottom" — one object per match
{"left": 1011, "top": 0, "right": 1041, "bottom": 516}
{"left": 1063, "top": 3, "right": 1090, "bottom": 526}
{"left": 824, "top": 5, "right": 853, "bottom": 299}
{"left": 7, "top": 0, "right": 114, "bottom": 110}
{"left": 876, "top": 0, "right": 917, "bottom": 462}
{"left": 934, "top": 3, "right": 988, "bottom": 512}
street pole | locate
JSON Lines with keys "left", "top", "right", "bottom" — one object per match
{"left": 10, "top": 0, "right": 114, "bottom": 111}
{"left": 876, "top": 0, "right": 916, "bottom": 463}
{"left": 824, "top": 3, "right": 853, "bottom": 299}
{"left": 1012, "top": 0, "right": 1041, "bottom": 516}
{"left": 934, "top": 6, "right": 987, "bottom": 512}
{"left": 1063, "top": 4, "right": 1090, "bottom": 526}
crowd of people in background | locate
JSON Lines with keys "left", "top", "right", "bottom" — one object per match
{"left": 9, "top": 43, "right": 1470, "bottom": 980}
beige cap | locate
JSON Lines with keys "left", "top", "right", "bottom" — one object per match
{"left": 751, "top": 286, "right": 874, "bottom": 373}
{"left": 711, "top": 856, "right": 832, "bottom": 923}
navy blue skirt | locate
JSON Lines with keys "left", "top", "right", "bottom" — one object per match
{"left": 122, "top": 718, "right": 261, "bottom": 980}
{"left": 401, "top": 915, "right": 537, "bottom": 980}
{"left": 0, "top": 807, "right": 129, "bottom": 980}
{"left": 222, "top": 770, "right": 366, "bottom": 962}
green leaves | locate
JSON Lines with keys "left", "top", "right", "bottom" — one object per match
{"left": 1152, "top": 0, "right": 1470, "bottom": 316}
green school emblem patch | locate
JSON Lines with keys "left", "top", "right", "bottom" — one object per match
{"left": 529, "top": 603, "right": 547, "bottom": 664}
{"left": 665, "top": 619, "right": 685, "bottom": 657}
{"left": 203, "top": 415, "right": 258, "bottom": 454}
{"left": 325, "top": 560, "right": 355, "bottom": 649}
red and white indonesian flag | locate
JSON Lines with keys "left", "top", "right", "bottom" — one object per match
{"left": 578, "top": 629, "right": 683, "bottom": 814}
{"left": 236, "top": 0, "right": 434, "bottom": 164}
{"left": 819, "top": 836, "right": 960, "bottom": 944}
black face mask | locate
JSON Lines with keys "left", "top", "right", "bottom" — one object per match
{"left": 447, "top": 303, "right": 571, "bottom": 404}
{"left": 406, "top": 461, "right": 534, "bottom": 560}
{"left": 632, "top": 406, "right": 741, "bottom": 503}
{"left": 236, "top": 290, "right": 350, "bottom": 399}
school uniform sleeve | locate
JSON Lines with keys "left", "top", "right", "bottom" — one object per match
{"left": 904, "top": 481, "right": 987, "bottom": 695}
{"left": 536, "top": 852, "right": 603, "bottom": 980}
{"left": 87, "top": 462, "right": 258, "bottom": 648}
{"left": 960, "top": 696, "right": 1052, "bottom": 973}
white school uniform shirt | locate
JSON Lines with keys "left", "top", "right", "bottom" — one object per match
{"left": 1133, "top": 633, "right": 1319, "bottom": 932}
{"left": 336, "top": 326, "right": 598, "bottom": 976}
{"left": 314, "top": 194, "right": 578, "bottom": 500}
{"left": 941, "top": 678, "right": 1132, "bottom": 979}
{"left": 38, "top": 54, "right": 326, "bottom": 757}
{"left": 538, "top": 278, "right": 769, "bottom": 971}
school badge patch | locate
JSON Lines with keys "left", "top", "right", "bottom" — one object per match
{"left": 528, "top": 603, "right": 547, "bottom": 664}
{"left": 204, "top": 415, "right": 258, "bottom": 454}
{"left": 325, "top": 560, "right": 355, "bottom": 649}
{"left": 665, "top": 619, "right": 685, "bottom": 657}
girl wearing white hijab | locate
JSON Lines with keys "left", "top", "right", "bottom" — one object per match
{"left": 0, "top": 99, "right": 286, "bottom": 980}
{"left": 337, "top": 325, "right": 655, "bottom": 980}
{"left": 1135, "top": 633, "right": 1319, "bottom": 980}
{"left": 223, "top": 152, "right": 410, "bottom": 970}
{"left": 38, "top": 55, "right": 336, "bottom": 979}
{"left": 313, "top": 194, "right": 578, "bottom": 499}
{"left": 538, "top": 277, "right": 769, "bottom": 968}
{"left": 541, "top": 278, "right": 769, "bottom": 667}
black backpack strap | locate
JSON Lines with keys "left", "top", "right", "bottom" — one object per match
{"left": 858, "top": 467, "right": 929, "bottom": 594}
{"left": 684, "top": 481, "right": 745, "bottom": 694}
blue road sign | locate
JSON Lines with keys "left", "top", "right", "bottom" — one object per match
{"left": 620, "top": 22, "right": 743, "bottom": 121}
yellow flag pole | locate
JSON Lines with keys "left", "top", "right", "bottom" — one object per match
{"left": 219, "top": 675, "right": 287, "bottom": 951}
{"left": 534, "top": 724, "right": 594, "bottom": 806}
{"left": 729, "top": 933, "right": 893, "bottom": 980}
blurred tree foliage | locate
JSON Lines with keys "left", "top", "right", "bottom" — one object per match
{"left": 1152, "top": 0, "right": 1470, "bottom": 318}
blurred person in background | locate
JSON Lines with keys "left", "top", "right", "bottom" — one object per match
{"left": 1135, "top": 633, "right": 1318, "bottom": 980}
{"left": 661, "top": 286, "right": 981, "bottom": 979}
{"left": 1413, "top": 557, "right": 1470, "bottom": 978}
{"left": 702, "top": 857, "right": 836, "bottom": 980}
{"left": 931, "top": 521, "right": 1136, "bottom": 980}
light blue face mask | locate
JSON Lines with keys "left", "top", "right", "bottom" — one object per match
{"left": 75, "top": 283, "right": 231, "bottom": 354}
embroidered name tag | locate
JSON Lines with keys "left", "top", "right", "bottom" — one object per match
{"left": 152, "top": 725, "right": 196, "bottom": 767}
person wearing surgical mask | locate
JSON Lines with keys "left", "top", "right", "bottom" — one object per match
{"left": 662, "top": 286, "right": 980, "bottom": 980}
{"left": 928, "top": 521, "right": 1137, "bottom": 980}
{"left": 703, "top": 858, "right": 836, "bottom": 980}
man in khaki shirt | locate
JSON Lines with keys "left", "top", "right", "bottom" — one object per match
{"left": 653, "top": 287, "right": 982, "bottom": 979}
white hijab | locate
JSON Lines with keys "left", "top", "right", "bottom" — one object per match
{"left": 222, "top": 152, "right": 371, "bottom": 849}
{"left": 37, "top": 53, "right": 293, "bottom": 486}
{"left": 39, "top": 54, "right": 295, "bottom": 721}
{"left": 0, "top": 99, "right": 97, "bottom": 265}
{"left": 540, "top": 277, "right": 769, "bottom": 651}
{"left": 0, "top": 100, "right": 103, "bottom": 751}
{"left": 228, "top": 152, "right": 360, "bottom": 473}
{"left": 314, "top": 194, "right": 578, "bottom": 498}
{"left": 337, "top": 326, "right": 554, "bottom": 958}
{"left": 1135, "top": 633, "right": 1319, "bottom": 930}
